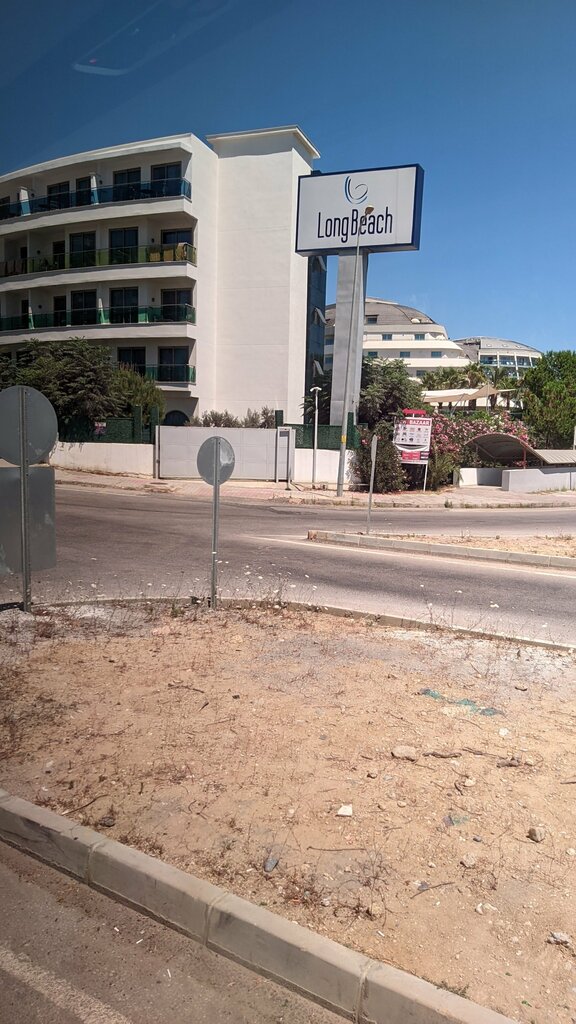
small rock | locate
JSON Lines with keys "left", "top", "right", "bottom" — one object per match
{"left": 473, "top": 836, "right": 483, "bottom": 843}
{"left": 460, "top": 853, "right": 477, "bottom": 869}
{"left": 264, "top": 855, "right": 279, "bottom": 873}
{"left": 547, "top": 932, "right": 572, "bottom": 947}
{"left": 498, "top": 728, "right": 509, "bottom": 738}
{"left": 367, "top": 771, "right": 378, "bottom": 779}
{"left": 287, "top": 808, "right": 295, "bottom": 817}
{"left": 44, "top": 760, "right": 54, "bottom": 774}
{"left": 527, "top": 826, "right": 546, "bottom": 843}
{"left": 320, "top": 897, "right": 331, "bottom": 907}
{"left": 97, "top": 815, "right": 116, "bottom": 828}
{"left": 397, "top": 800, "right": 407, "bottom": 807}
{"left": 336, "top": 804, "right": 353, "bottom": 817}
{"left": 567, "top": 848, "right": 576, "bottom": 857}
{"left": 463, "top": 777, "right": 476, "bottom": 787}
{"left": 525, "top": 756, "right": 535, "bottom": 766}
{"left": 368, "top": 902, "right": 384, "bottom": 919}
{"left": 391, "top": 745, "right": 418, "bottom": 762}
{"left": 476, "top": 903, "right": 484, "bottom": 914}
{"left": 514, "top": 684, "right": 528, "bottom": 691}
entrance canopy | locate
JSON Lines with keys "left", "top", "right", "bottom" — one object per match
{"left": 469, "top": 433, "right": 576, "bottom": 466}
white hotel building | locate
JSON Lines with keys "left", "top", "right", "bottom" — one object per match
{"left": 0, "top": 127, "right": 319, "bottom": 422}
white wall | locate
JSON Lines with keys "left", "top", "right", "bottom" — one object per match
{"left": 293, "top": 449, "right": 355, "bottom": 485}
{"left": 52, "top": 442, "right": 154, "bottom": 476}
{"left": 501, "top": 466, "right": 576, "bottom": 493}
{"left": 453, "top": 467, "right": 503, "bottom": 487}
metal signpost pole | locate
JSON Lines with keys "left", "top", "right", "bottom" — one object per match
{"left": 18, "top": 387, "right": 32, "bottom": 612}
{"left": 423, "top": 460, "right": 429, "bottom": 492}
{"left": 336, "top": 205, "right": 373, "bottom": 498}
{"left": 366, "top": 433, "right": 378, "bottom": 534}
{"left": 311, "top": 386, "right": 321, "bottom": 487}
{"left": 210, "top": 437, "right": 221, "bottom": 610}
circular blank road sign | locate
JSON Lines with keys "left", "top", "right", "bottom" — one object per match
{"left": 0, "top": 385, "right": 58, "bottom": 467}
{"left": 197, "top": 436, "right": 235, "bottom": 486}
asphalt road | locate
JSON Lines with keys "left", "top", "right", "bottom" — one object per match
{"left": 2, "top": 488, "right": 576, "bottom": 643}
{"left": 0, "top": 842, "right": 340, "bottom": 1024}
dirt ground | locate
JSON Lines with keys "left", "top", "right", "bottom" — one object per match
{"left": 382, "top": 535, "right": 576, "bottom": 557}
{"left": 1, "top": 603, "right": 575, "bottom": 1024}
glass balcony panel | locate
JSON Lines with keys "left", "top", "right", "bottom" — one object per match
{"left": 0, "top": 179, "right": 191, "bottom": 221}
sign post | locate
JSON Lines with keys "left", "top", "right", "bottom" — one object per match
{"left": 0, "top": 384, "right": 58, "bottom": 610}
{"left": 197, "top": 436, "right": 235, "bottom": 610}
{"left": 366, "top": 433, "right": 378, "bottom": 534}
{"left": 392, "top": 412, "right": 432, "bottom": 491}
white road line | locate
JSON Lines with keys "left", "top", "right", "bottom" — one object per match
{"left": 0, "top": 945, "right": 132, "bottom": 1024}
{"left": 256, "top": 535, "right": 576, "bottom": 580}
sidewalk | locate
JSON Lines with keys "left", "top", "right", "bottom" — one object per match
{"left": 54, "top": 468, "right": 576, "bottom": 508}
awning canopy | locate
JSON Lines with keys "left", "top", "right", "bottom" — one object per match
{"left": 422, "top": 385, "right": 504, "bottom": 406}
{"left": 469, "top": 433, "right": 576, "bottom": 466}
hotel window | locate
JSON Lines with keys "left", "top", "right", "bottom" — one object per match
{"left": 47, "top": 181, "right": 70, "bottom": 210}
{"left": 381, "top": 333, "right": 392, "bottom": 340}
{"left": 69, "top": 231, "right": 96, "bottom": 269}
{"left": 414, "top": 333, "right": 425, "bottom": 340}
{"left": 110, "top": 287, "right": 139, "bottom": 324}
{"left": 151, "top": 162, "right": 181, "bottom": 196}
{"left": 367, "top": 351, "right": 379, "bottom": 359}
{"left": 118, "top": 346, "right": 146, "bottom": 374}
{"left": 76, "top": 176, "right": 92, "bottom": 207}
{"left": 109, "top": 227, "right": 138, "bottom": 264}
{"left": 158, "top": 346, "right": 189, "bottom": 382}
{"left": 161, "top": 288, "right": 192, "bottom": 320}
{"left": 431, "top": 350, "right": 442, "bottom": 358}
{"left": 399, "top": 350, "right": 411, "bottom": 358}
{"left": 113, "top": 167, "right": 141, "bottom": 201}
{"left": 71, "top": 290, "right": 97, "bottom": 326}
{"left": 365, "top": 315, "right": 378, "bottom": 324}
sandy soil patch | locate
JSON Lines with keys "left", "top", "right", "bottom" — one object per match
{"left": 1, "top": 604, "right": 575, "bottom": 1024}
{"left": 381, "top": 535, "right": 576, "bottom": 557}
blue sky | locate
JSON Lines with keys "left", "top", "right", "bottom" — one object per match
{"left": 2, "top": 0, "right": 575, "bottom": 351}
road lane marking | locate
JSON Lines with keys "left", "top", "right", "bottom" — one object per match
{"left": 0, "top": 945, "right": 132, "bottom": 1024}
{"left": 256, "top": 535, "right": 576, "bottom": 580}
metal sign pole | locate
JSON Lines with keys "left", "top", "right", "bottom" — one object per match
{"left": 18, "top": 387, "right": 32, "bottom": 612}
{"left": 366, "top": 434, "right": 378, "bottom": 534}
{"left": 423, "top": 460, "right": 429, "bottom": 492}
{"left": 210, "top": 437, "right": 221, "bottom": 609}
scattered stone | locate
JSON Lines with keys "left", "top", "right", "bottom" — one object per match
{"left": 527, "top": 826, "right": 546, "bottom": 843}
{"left": 368, "top": 902, "right": 384, "bottom": 919}
{"left": 497, "top": 756, "right": 522, "bottom": 768}
{"left": 547, "top": 932, "right": 572, "bottom": 947}
{"left": 320, "top": 897, "right": 331, "bottom": 907}
{"left": 286, "top": 808, "right": 295, "bottom": 817}
{"left": 263, "top": 855, "right": 279, "bottom": 873}
{"left": 473, "top": 836, "right": 483, "bottom": 843}
{"left": 367, "top": 771, "right": 378, "bottom": 779}
{"left": 567, "top": 848, "right": 576, "bottom": 857}
{"left": 498, "top": 728, "right": 510, "bottom": 738}
{"left": 525, "top": 756, "right": 535, "bottom": 766}
{"left": 97, "top": 814, "right": 116, "bottom": 828}
{"left": 476, "top": 903, "right": 484, "bottom": 914}
{"left": 514, "top": 684, "right": 528, "bottom": 691}
{"left": 463, "top": 777, "right": 476, "bottom": 787}
{"left": 391, "top": 745, "right": 418, "bottom": 762}
{"left": 397, "top": 800, "right": 407, "bottom": 808}
{"left": 460, "top": 853, "right": 477, "bottom": 869}
{"left": 336, "top": 804, "right": 353, "bottom": 817}
{"left": 44, "top": 761, "right": 54, "bottom": 774}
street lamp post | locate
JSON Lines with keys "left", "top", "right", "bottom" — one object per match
{"left": 336, "top": 204, "right": 374, "bottom": 497}
{"left": 310, "top": 386, "right": 321, "bottom": 487}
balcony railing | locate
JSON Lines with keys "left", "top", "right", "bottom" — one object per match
{"left": 0, "top": 304, "right": 196, "bottom": 332}
{"left": 117, "top": 363, "right": 196, "bottom": 384}
{"left": 0, "top": 243, "right": 197, "bottom": 279}
{"left": 0, "top": 178, "right": 192, "bottom": 222}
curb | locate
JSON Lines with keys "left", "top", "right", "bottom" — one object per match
{"left": 308, "top": 530, "right": 576, "bottom": 572}
{"left": 0, "top": 790, "right": 516, "bottom": 1024}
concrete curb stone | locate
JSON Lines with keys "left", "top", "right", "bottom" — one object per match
{"left": 0, "top": 791, "right": 516, "bottom": 1024}
{"left": 308, "top": 530, "right": 576, "bottom": 572}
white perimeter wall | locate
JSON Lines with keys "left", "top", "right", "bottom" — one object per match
{"left": 293, "top": 449, "right": 356, "bottom": 485}
{"left": 453, "top": 467, "right": 504, "bottom": 487}
{"left": 51, "top": 442, "right": 154, "bottom": 476}
{"left": 502, "top": 466, "right": 576, "bottom": 492}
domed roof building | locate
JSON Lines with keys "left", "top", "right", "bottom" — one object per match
{"left": 453, "top": 337, "right": 542, "bottom": 378}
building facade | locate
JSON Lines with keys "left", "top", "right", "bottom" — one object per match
{"left": 453, "top": 337, "right": 542, "bottom": 378}
{"left": 0, "top": 126, "right": 319, "bottom": 422}
{"left": 323, "top": 297, "right": 471, "bottom": 380}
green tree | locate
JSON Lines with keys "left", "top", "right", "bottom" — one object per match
{"left": 421, "top": 365, "right": 488, "bottom": 390}
{"left": 358, "top": 359, "right": 423, "bottom": 428}
{"left": 0, "top": 338, "right": 164, "bottom": 428}
{"left": 520, "top": 350, "right": 576, "bottom": 446}
{"left": 353, "top": 421, "right": 406, "bottom": 493}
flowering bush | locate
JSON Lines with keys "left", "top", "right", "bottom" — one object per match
{"left": 428, "top": 411, "right": 532, "bottom": 488}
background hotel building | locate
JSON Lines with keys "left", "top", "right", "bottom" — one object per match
{"left": 0, "top": 127, "right": 319, "bottom": 423}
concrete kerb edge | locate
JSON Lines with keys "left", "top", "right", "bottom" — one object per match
{"left": 308, "top": 530, "right": 576, "bottom": 572}
{"left": 35, "top": 595, "right": 576, "bottom": 653}
{"left": 0, "top": 791, "right": 516, "bottom": 1024}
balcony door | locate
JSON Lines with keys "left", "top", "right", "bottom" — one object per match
{"left": 69, "top": 232, "right": 96, "bottom": 269}
{"left": 109, "top": 228, "right": 138, "bottom": 265}
{"left": 161, "top": 288, "right": 191, "bottom": 321}
{"left": 71, "top": 290, "right": 97, "bottom": 326}
{"left": 158, "top": 346, "right": 189, "bottom": 382}
{"left": 118, "top": 346, "right": 146, "bottom": 375}
{"left": 110, "top": 287, "right": 138, "bottom": 324}
{"left": 113, "top": 167, "right": 141, "bottom": 202}
{"left": 53, "top": 295, "right": 67, "bottom": 327}
{"left": 151, "top": 162, "right": 181, "bottom": 197}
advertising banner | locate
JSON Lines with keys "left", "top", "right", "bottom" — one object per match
{"left": 393, "top": 415, "right": 432, "bottom": 465}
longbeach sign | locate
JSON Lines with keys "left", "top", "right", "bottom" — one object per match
{"left": 296, "top": 165, "right": 424, "bottom": 256}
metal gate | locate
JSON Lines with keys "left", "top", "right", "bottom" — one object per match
{"left": 156, "top": 426, "right": 294, "bottom": 481}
